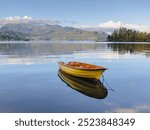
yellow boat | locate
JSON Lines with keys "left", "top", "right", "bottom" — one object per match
{"left": 58, "top": 61, "right": 107, "bottom": 80}
{"left": 58, "top": 70, "right": 108, "bottom": 99}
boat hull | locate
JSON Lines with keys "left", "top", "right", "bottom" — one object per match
{"left": 58, "top": 62, "right": 106, "bottom": 80}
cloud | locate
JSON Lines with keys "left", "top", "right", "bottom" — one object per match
{"left": 99, "top": 20, "right": 122, "bottom": 29}
{"left": 5, "top": 16, "right": 32, "bottom": 21}
{"left": 0, "top": 16, "right": 79, "bottom": 27}
{"left": 0, "top": 16, "right": 61, "bottom": 26}
{"left": 22, "top": 16, "right": 32, "bottom": 20}
{"left": 99, "top": 20, "right": 150, "bottom": 32}
{"left": 81, "top": 20, "right": 150, "bottom": 33}
{"left": 0, "top": 16, "right": 32, "bottom": 26}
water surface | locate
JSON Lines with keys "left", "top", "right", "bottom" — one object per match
{"left": 0, "top": 42, "right": 150, "bottom": 112}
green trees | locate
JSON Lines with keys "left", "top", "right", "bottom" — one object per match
{"left": 107, "top": 27, "right": 150, "bottom": 42}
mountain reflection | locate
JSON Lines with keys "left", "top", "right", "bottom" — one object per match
{"left": 0, "top": 42, "right": 150, "bottom": 64}
{"left": 58, "top": 70, "right": 108, "bottom": 99}
{"left": 0, "top": 42, "right": 107, "bottom": 64}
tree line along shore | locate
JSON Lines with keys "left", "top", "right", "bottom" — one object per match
{"left": 107, "top": 27, "right": 150, "bottom": 42}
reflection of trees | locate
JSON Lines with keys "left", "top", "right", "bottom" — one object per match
{"left": 1, "top": 42, "right": 150, "bottom": 58}
{"left": 108, "top": 43, "right": 150, "bottom": 55}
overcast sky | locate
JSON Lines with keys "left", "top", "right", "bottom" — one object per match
{"left": 0, "top": 0, "right": 150, "bottom": 32}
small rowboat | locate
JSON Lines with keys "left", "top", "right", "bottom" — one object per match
{"left": 57, "top": 61, "right": 107, "bottom": 80}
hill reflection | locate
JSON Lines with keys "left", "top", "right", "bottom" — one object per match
{"left": 0, "top": 42, "right": 150, "bottom": 64}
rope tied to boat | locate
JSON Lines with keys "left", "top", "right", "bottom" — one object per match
{"left": 101, "top": 74, "right": 115, "bottom": 92}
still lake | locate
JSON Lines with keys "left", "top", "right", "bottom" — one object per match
{"left": 0, "top": 41, "right": 150, "bottom": 113}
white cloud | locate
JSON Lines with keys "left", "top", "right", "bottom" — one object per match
{"left": 81, "top": 20, "right": 150, "bottom": 33}
{"left": 99, "top": 20, "right": 150, "bottom": 32}
{"left": 5, "top": 16, "right": 20, "bottom": 20}
{"left": 0, "top": 16, "right": 60, "bottom": 26}
{"left": 5, "top": 16, "right": 32, "bottom": 21}
{"left": 0, "top": 16, "right": 33, "bottom": 26}
{"left": 0, "top": 16, "right": 78, "bottom": 27}
{"left": 99, "top": 20, "right": 122, "bottom": 29}
{"left": 23, "top": 16, "right": 32, "bottom": 20}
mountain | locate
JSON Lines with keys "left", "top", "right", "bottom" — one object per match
{"left": 0, "top": 30, "right": 29, "bottom": 41}
{"left": 0, "top": 23, "right": 108, "bottom": 41}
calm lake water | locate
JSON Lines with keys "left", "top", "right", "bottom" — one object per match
{"left": 0, "top": 41, "right": 150, "bottom": 113}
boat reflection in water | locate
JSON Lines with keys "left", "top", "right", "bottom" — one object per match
{"left": 58, "top": 70, "right": 108, "bottom": 99}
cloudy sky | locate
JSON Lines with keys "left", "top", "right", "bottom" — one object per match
{"left": 0, "top": 0, "right": 150, "bottom": 32}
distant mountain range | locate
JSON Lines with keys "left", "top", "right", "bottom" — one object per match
{"left": 0, "top": 22, "right": 108, "bottom": 41}
{"left": 0, "top": 16, "right": 149, "bottom": 41}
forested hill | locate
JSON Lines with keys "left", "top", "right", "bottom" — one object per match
{"left": 107, "top": 27, "right": 150, "bottom": 42}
